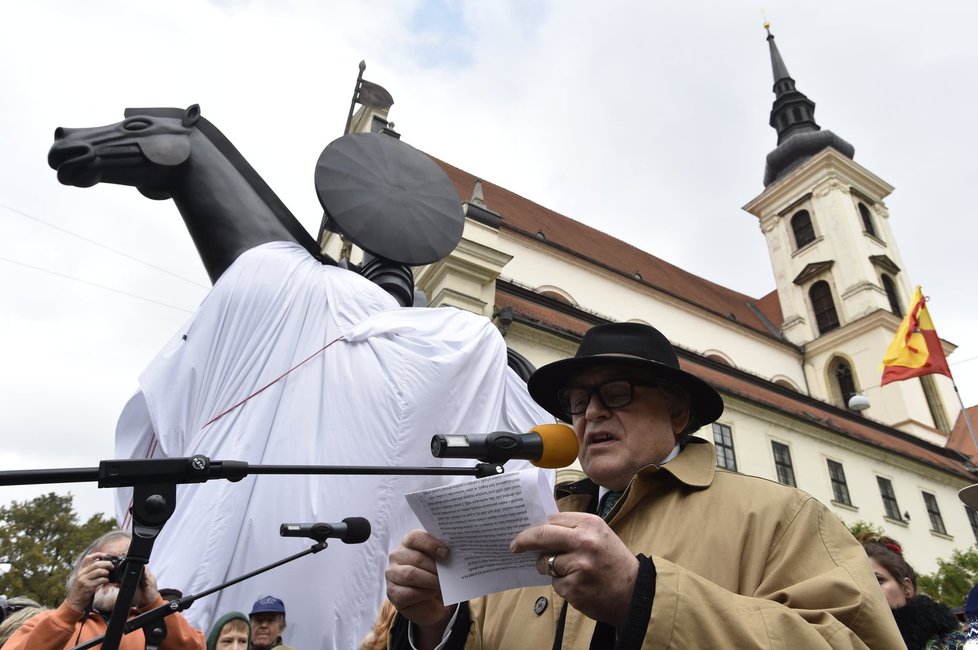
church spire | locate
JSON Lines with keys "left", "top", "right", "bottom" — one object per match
{"left": 761, "top": 23, "right": 854, "bottom": 186}
{"left": 766, "top": 23, "right": 791, "bottom": 84}
{"left": 765, "top": 24, "right": 819, "bottom": 144}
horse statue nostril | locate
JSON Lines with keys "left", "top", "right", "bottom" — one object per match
{"left": 48, "top": 142, "right": 88, "bottom": 169}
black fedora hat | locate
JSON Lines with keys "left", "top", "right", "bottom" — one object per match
{"left": 528, "top": 322, "right": 724, "bottom": 427}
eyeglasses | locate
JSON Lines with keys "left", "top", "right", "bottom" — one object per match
{"left": 556, "top": 379, "right": 658, "bottom": 415}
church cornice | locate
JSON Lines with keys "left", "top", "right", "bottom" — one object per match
{"left": 803, "top": 308, "right": 902, "bottom": 356}
{"left": 744, "top": 148, "right": 894, "bottom": 219}
{"left": 812, "top": 175, "right": 847, "bottom": 198}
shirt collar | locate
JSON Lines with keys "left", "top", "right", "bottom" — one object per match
{"left": 635, "top": 437, "right": 715, "bottom": 488}
{"left": 598, "top": 442, "right": 683, "bottom": 503}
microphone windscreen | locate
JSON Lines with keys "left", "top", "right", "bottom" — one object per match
{"left": 529, "top": 423, "right": 579, "bottom": 468}
{"left": 341, "top": 516, "right": 371, "bottom": 544}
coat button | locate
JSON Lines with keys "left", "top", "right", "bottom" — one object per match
{"left": 533, "top": 596, "right": 548, "bottom": 615}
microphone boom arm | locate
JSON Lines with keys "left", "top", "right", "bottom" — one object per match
{"left": 0, "top": 457, "right": 505, "bottom": 487}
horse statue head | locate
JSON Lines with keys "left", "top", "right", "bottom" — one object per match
{"left": 49, "top": 104, "right": 201, "bottom": 200}
{"left": 48, "top": 104, "right": 324, "bottom": 283}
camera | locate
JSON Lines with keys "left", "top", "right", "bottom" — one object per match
{"left": 99, "top": 555, "right": 125, "bottom": 583}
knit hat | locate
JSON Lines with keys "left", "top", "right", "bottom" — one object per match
{"left": 206, "top": 611, "right": 251, "bottom": 650}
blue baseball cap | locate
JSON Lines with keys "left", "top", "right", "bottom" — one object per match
{"left": 249, "top": 595, "right": 286, "bottom": 616}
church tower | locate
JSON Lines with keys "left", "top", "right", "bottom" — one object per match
{"left": 743, "top": 26, "right": 956, "bottom": 443}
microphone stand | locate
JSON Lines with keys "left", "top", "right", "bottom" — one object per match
{"left": 68, "top": 540, "right": 331, "bottom": 650}
{"left": 0, "top": 456, "right": 505, "bottom": 650}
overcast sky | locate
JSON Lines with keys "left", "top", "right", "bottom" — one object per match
{"left": 2, "top": 0, "right": 977, "bottom": 520}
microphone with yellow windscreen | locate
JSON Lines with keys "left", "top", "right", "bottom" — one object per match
{"left": 430, "top": 423, "right": 579, "bottom": 468}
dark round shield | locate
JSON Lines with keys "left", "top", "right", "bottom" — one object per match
{"left": 315, "top": 133, "right": 464, "bottom": 265}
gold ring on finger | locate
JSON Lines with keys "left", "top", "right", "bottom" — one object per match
{"left": 546, "top": 554, "right": 561, "bottom": 578}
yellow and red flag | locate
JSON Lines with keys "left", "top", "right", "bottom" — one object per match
{"left": 881, "top": 286, "right": 952, "bottom": 385}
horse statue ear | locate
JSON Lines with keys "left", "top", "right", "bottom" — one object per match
{"left": 183, "top": 104, "right": 201, "bottom": 127}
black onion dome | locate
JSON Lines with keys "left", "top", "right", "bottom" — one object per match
{"left": 764, "top": 129, "right": 855, "bottom": 186}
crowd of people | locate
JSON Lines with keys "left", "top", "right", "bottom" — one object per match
{"left": 0, "top": 530, "right": 298, "bottom": 650}
{"left": 4, "top": 323, "right": 978, "bottom": 649}
{"left": 203, "top": 596, "right": 296, "bottom": 650}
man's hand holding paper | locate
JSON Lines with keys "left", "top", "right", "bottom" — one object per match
{"left": 402, "top": 468, "right": 558, "bottom": 605}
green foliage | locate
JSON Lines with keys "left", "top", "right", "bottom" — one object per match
{"left": 917, "top": 546, "right": 978, "bottom": 609}
{"left": 0, "top": 492, "right": 115, "bottom": 607}
{"left": 845, "top": 520, "right": 885, "bottom": 538}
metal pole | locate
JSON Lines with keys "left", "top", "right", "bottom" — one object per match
{"left": 323, "top": 61, "right": 368, "bottom": 246}
{"left": 343, "top": 60, "right": 366, "bottom": 136}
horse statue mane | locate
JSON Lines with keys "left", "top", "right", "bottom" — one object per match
{"left": 123, "top": 105, "right": 302, "bottom": 239}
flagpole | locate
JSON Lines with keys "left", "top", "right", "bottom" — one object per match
{"left": 344, "top": 60, "right": 366, "bottom": 136}
{"left": 953, "top": 380, "right": 978, "bottom": 455}
{"left": 319, "top": 61, "right": 368, "bottom": 247}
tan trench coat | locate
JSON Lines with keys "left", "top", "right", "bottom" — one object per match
{"left": 461, "top": 439, "right": 905, "bottom": 649}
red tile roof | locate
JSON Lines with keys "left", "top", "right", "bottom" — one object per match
{"left": 433, "top": 158, "right": 789, "bottom": 343}
{"left": 949, "top": 405, "right": 978, "bottom": 465}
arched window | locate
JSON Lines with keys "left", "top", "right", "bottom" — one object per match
{"left": 881, "top": 274, "right": 903, "bottom": 317}
{"left": 540, "top": 290, "right": 571, "bottom": 304}
{"left": 809, "top": 280, "right": 840, "bottom": 334}
{"left": 830, "top": 358, "right": 858, "bottom": 409}
{"left": 791, "top": 210, "right": 816, "bottom": 249}
{"left": 858, "top": 202, "right": 877, "bottom": 237}
{"left": 773, "top": 377, "right": 800, "bottom": 392}
{"left": 536, "top": 285, "right": 578, "bottom": 307}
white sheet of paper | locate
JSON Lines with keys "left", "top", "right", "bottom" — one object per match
{"left": 405, "top": 468, "right": 559, "bottom": 604}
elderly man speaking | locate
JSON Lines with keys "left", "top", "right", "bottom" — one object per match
{"left": 385, "top": 322, "right": 904, "bottom": 649}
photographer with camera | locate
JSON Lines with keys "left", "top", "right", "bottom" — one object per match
{"left": 4, "top": 530, "right": 204, "bottom": 650}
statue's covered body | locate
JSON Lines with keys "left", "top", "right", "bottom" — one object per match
{"left": 114, "top": 241, "right": 552, "bottom": 649}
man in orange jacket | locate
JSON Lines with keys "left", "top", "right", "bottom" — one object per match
{"left": 5, "top": 530, "right": 204, "bottom": 650}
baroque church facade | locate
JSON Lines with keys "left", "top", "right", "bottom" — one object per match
{"left": 326, "top": 30, "right": 978, "bottom": 574}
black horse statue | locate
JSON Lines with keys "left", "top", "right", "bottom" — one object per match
{"left": 46, "top": 105, "right": 539, "bottom": 380}
{"left": 48, "top": 104, "right": 329, "bottom": 285}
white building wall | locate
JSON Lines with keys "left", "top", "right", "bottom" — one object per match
{"left": 498, "top": 235, "right": 809, "bottom": 390}
{"left": 705, "top": 395, "right": 975, "bottom": 574}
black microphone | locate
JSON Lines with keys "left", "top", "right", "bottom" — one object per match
{"left": 430, "top": 423, "right": 578, "bottom": 468}
{"left": 279, "top": 517, "right": 371, "bottom": 544}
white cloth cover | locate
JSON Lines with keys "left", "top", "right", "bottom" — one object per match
{"left": 114, "top": 242, "right": 554, "bottom": 649}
